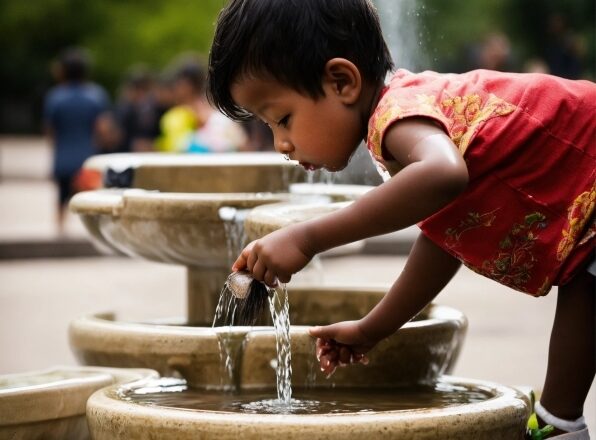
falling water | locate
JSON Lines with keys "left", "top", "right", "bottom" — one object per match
{"left": 212, "top": 285, "right": 239, "bottom": 390}
{"left": 374, "top": 0, "right": 429, "bottom": 72}
{"left": 306, "top": 169, "right": 336, "bottom": 185}
{"left": 213, "top": 206, "right": 251, "bottom": 390}
{"left": 268, "top": 285, "right": 292, "bottom": 404}
{"left": 212, "top": 281, "right": 293, "bottom": 406}
{"left": 218, "top": 206, "right": 250, "bottom": 267}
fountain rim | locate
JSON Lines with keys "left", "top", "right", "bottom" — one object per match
{"left": 70, "top": 302, "right": 466, "bottom": 340}
{"left": 69, "top": 188, "right": 297, "bottom": 216}
{"left": 83, "top": 151, "right": 300, "bottom": 172}
{"left": 87, "top": 374, "right": 529, "bottom": 423}
{"left": 0, "top": 366, "right": 158, "bottom": 426}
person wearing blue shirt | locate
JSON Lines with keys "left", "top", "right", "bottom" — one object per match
{"left": 43, "top": 48, "right": 112, "bottom": 233}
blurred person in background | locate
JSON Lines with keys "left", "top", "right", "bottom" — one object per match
{"left": 462, "top": 32, "right": 517, "bottom": 72}
{"left": 242, "top": 119, "right": 274, "bottom": 151}
{"left": 114, "top": 66, "right": 162, "bottom": 152}
{"left": 43, "top": 47, "right": 117, "bottom": 234}
{"left": 544, "top": 13, "right": 585, "bottom": 79}
{"left": 157, "top": 56, "right": 247, "bottom": 153}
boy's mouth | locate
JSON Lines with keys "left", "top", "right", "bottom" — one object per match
{"left": 299, "top": 162, "right": 320, "bottom": 171}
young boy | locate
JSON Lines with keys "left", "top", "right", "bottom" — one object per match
{"left": 207, "top": 1, "right": 595, "bottom": 437}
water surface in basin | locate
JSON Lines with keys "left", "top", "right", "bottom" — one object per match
{"left": 118, "top": 378, "right": 492, "bottom": 415}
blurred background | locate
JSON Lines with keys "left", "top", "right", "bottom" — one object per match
{"left": 0, "top": 0, "right": 593, "bottom": 135}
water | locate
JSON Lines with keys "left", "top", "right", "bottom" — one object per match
{"left": 305, "top": 169, "right": 336, "bottom": 185}
{"left": 212, "top": 281, "right": 293, "bottom": 406}
{"left": 375, "top": 0, "right": 429, "bottom": 72}
{"left": 211, "top": 285, "right": 240, "bottom": 390}
{"left": 218, "top": 206, "right": 250, "bottom": 267}
{"left": 119, "top": 377, "right": 493, "bottom": 415}
{"left": 268, "top": 285, "right": 292, "bottom": 404}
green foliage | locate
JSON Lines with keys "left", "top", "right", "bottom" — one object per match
{"left": 0, "top": 0, "right": 223, "bottom": 132}
{"left": 1, "top": 0, "right": 593, "bottom": 133}
{"left": 83, "top": 0, "right": 223, "bottom": 92}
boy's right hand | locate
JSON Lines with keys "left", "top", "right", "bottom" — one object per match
{"left": 308, "top": 320, "right": 378, "bottom": 377}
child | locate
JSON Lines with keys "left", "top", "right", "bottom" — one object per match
{"left": 207, "top": 1, "right": 595, "bottom": 437}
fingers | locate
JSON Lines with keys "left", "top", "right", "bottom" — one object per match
{"left": 312, "top": 336, "right": 369, "bottom": 377}
{"left": 308, "top": 325, "right": 333, "bottom": 339}
{"left": 251, "top": 259, "right": 266, "bottom": 281}
{"left": 277, "top": 272, "right": 292, "bottom": 284}
{"left": 246, "top": 250, "right": 258, "bottom": 274}
{"left": 232, "top": 242, "right": 254, "bottom": 271}
{"left": 338, "top": 345, "right": 352, "bottom": 366}
{"left": 263, "top": 270, "right": 278, "bottom": 287}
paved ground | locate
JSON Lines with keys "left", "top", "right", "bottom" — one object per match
{"left": 0, "top": 136, "right": 594, "bottom": 428}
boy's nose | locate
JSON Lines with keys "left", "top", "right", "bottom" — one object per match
{"left": 274, "top": 139, "right": 293, "bottom": 155}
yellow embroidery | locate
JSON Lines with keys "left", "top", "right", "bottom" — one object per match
{"left": 440, "top": 93, "right": 516, "bottom": 154}
{"left": 367, "top": 90, "right": 516, "bottom": 161}
{"left": 368, "top": 95, "right": 405, "bottom": 159}
{"left": 557, "top": 184, "right": 596, "bottom": 261}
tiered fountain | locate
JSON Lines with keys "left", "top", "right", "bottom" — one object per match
{"left": 1, "top": 151, "right": 531, "bottom": 439}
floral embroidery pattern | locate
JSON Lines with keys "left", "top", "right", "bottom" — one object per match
{"left": 440, "top": 93, "right": 516, "bottom": 154}
{"left": 479, "top": 212, "right": 548, "bottom": 290}
{"left": 557, "top": 185, "right": 596, "bottom": 261}
{"left": 445, "top": 209, "right": 500, "bottom": 248}
{"left": 367, "top": 94, "right": 407, "bottom": 160}
{"left": 367, "top": 90, "right": 516, "bottom": 161}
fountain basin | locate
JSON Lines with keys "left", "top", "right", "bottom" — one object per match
{"left": 0, "top": 366, "right": 157, "bottom": 440}
{"left": 86, "top": 375, "right": 530, "bottom": 439}
{"left": 244, "top": 201, "right": 351, "bottom": 241}
{"left": 69, "top": 293, "right": 466, "bottom": 389}
{"left": 289, "top": 183, "right": 374, "bottom": 201}
{"left": 70, "top": 189, "right": 295, "bottom": 267}
{"left": 83, "top": 152, "right": 305, "bottom": 193}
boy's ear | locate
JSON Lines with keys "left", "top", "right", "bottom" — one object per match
{"left": 322, "top": 58, "right": 361, "bottom": 104}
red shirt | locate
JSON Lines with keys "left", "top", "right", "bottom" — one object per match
{"left": 367, "top": 69, "right": 595, "bottom": 296}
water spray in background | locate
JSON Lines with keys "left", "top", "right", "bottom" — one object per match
{"left": 375, "top": 0, "right": 429, "bottom": 72}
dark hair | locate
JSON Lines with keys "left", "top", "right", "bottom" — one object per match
{"left": 208, "top": 0, "right": 393, "bottom": 121}
{"left": 59, "top": 48, "right": 91, "bottom": 81}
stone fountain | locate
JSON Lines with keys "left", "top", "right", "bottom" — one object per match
{"left": 63, "top": 152, "right": 530, "bottom": 438}
{"left": 0, "top": 366, "right": 156, "bottom": 439}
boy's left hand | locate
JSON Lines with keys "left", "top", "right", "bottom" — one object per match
{"left": 232, "top": 226, "right": 314, "bottom": 286}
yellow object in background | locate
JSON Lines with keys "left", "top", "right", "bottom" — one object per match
{"left": 156, "top": 105, "right": 198, "bottom": 152}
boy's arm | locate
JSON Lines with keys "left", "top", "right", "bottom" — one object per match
{"left": 234, "top": 118, "right": 467, "bottom": 285}
{"left": 358, "top": 232, "right": 461, "bottom": 340}
{"left": 300, "top": 118, "right": 467, "bottom": 255}
{"left": 309, "top": 232, "right": 461, "bottom": 375}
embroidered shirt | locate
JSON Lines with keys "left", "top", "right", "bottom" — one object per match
{"left": 366, "top": 69, "right": 595, "bottom": 296}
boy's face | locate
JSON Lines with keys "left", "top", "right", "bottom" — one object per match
{"left": 231, "top": 76, "right": 364, "bottom": 171}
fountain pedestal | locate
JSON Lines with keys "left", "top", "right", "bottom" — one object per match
{"left": 187, "top": 267, "right": 230, "bottom": 324}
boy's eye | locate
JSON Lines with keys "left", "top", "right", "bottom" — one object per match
{"left": 277, "top": 115, "right": 290, "bottom": 128}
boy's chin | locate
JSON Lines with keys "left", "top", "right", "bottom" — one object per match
{"left": 323, "top": 165, "right": 345, "bottom": 172}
